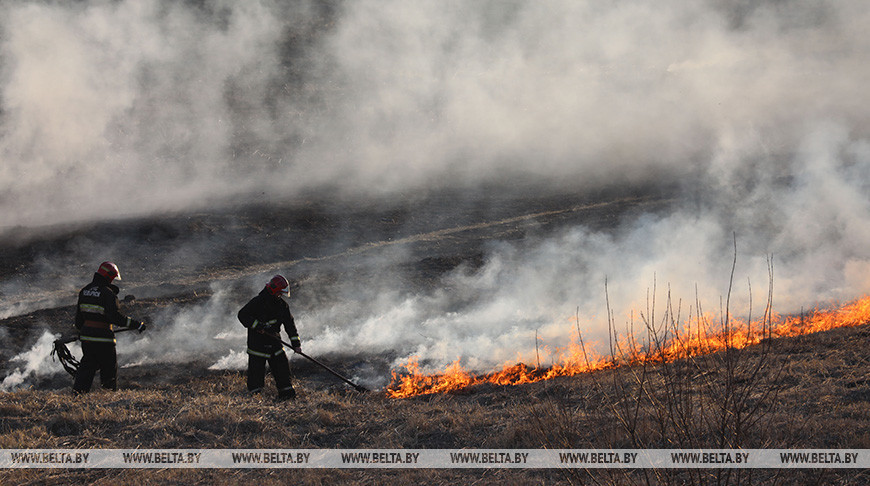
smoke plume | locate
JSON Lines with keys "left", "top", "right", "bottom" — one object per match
{"left": 2, "top": 1, "right": 869, "bottom": 385}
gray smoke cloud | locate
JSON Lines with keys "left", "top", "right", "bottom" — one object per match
{"left": 2, "top": 1, "right": 870, "bottom": 384}
{"left": 2, "top": 0, "right": 867, "bottom": 227}
{"left": 0, "top": 0, "right": 288, "bottom": 226}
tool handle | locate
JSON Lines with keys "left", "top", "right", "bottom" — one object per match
{"left": 255, "top": 329, "right": 369, "bottom": 392}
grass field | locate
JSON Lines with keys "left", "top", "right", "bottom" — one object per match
{"left": 3, "top": 320, "right": 870, "bottom": 485}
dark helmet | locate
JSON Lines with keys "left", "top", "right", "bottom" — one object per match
{"left": 97, "top": 261, "right": 121, "bottom": 281}
{"left": 266, "top": 275, "right": 289, "bottom": 296}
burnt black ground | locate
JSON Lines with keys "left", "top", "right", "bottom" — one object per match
{"left": 0, "top": 185, "right": 674, "bottom": 390}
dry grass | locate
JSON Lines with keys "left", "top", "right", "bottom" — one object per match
{"left": 2, "top": 323, "right": 870, "bottom": 484}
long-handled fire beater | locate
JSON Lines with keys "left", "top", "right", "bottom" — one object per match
{"left": 257, "top": 330, "right": 368, "bottom": 392}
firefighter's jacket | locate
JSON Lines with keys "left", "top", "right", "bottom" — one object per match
{"left": 75, "top": 273, "right": 141, "bottom": 344}
{"left": 238, "top": 288, "right": 300, "bottom": 358}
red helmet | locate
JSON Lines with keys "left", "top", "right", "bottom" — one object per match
{"left": 266, "top": 275, "right": 289, "bottom": 296}
{"left": 97, "top": 261, "right": 121, "bottom": 281}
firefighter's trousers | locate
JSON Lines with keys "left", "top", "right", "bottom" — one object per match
{"left": 247, "top": 351, "right": 294, "bottom": 398}
{"left": 73, "top": 341, "right": 118, "bottom": 393}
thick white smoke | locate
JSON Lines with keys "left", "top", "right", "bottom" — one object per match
{"left": 1, "top": 0, "right": 868, "bottom": 227}
{"left": 2, "top": 1, "right": 870, "bottom": 384}
{"left": 0, "top": 0, "right": 287, "bottom": 227}
{"left": 0, "top": 330, "right": 58, "bottom": 391}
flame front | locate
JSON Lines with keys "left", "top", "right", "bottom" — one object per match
{"left": 386, "top": 295, "right": 870, "bottom": 398}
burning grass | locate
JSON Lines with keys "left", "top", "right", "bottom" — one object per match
{"left": 386, "top": 295, "right": 870, "bottom": 398}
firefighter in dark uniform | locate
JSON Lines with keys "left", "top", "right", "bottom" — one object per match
{"left": 238, "top": 275, "right": 300, "bottom": 400}
{"left": 72, "top": 261, "right": 146, "bottom": 394}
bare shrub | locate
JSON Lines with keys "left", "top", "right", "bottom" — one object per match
{"left": 531, "top": 240, "right": 797, "bottom": 485}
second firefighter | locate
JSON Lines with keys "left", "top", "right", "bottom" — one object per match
{"left": 237, "top": 275, "right": 301, "bottom": 400}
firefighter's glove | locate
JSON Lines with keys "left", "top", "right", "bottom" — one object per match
{"left": 290, "top": 335, "right": 301, "bottom": 354}
{"left": 137, "top": 321, "right": 147, "bottom": 333}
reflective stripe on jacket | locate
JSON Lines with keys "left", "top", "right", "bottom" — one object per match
{"left": 238, "top": 288, "right": 299, "bottom": 356}
{"left": 75, "top": 273, "right": 139, "bottom": 344}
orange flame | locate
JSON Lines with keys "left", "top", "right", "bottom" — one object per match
{"left": 386, "top": 295, "right": 870, "bottom": 398}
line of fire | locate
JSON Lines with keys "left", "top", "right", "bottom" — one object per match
{"left": 386, "top": 295, "right": 870, "bottom": 398}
